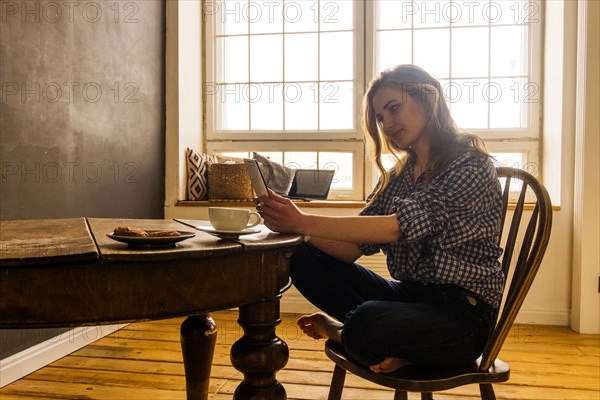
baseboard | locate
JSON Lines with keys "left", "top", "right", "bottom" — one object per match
{"left": 0, "top": 324, "right": 127, "bottom": 388}
{"left": 280, "top": 286, "right": 320, "bottom": 315}
{"left": 282, "top": 291, "right": 571, "bottom": 327}
{"left": 281, "top": 297, "right": 319, "bottom": 315}
{"left": 514, "top": 307, "right": 571, "bottom": 326}
{"left": 281, "top": 292, "right": 319, "bottom": 315}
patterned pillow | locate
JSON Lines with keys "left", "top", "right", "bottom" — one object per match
{"left": 185, "top": 148, "right": 215, "bottom": 200}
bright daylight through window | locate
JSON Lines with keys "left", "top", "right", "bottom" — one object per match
{"left": 204, "top": 0, "right": 542, "bottom": 200}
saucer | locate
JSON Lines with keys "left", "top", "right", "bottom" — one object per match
{"left": 106, "top": 231, "right": 196, "bottom": 246}
{"left": 198, "top": 227, "right": 260, "bottom": 238}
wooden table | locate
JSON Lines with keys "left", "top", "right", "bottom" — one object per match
{"left": 0, "top": 218, "right": 304, "bottom": 399}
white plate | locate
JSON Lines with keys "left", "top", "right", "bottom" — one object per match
{"left": 198, "top": 227, "right": 260, "bottom": 238}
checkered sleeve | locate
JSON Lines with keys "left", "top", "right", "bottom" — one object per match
{"left": 393, "top": 195, "right": 447, "bottom": 243}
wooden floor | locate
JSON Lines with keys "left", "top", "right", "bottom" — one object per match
{"left": 1, "top": 310, "right": 598, "bottom": 400}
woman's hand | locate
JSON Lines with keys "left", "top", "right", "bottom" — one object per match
{"left": 256, "top": 189, "right": 307, "bottom": 233}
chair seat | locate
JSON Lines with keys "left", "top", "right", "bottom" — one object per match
{"left": 324, "top": 340, "right": 510, "bottom": 393}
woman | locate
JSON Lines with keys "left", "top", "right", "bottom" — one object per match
{"left": 256, "top": 64, "right": 504, "bottom": 373}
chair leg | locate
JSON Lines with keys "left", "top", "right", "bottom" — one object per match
{"left": 327, "top": 365, "right": 347, "bottom": 400}
{"left": 479, "top": 384, "right": 496, "bottom": 400}
{"left": 393, "top": 390, "right": 408, "bottom": 400}
{"left": 421, "top": 392, "right": 434, "bottom": 400}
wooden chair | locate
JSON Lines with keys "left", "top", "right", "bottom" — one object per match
{"left": 324, "top": 167, "right": 553, "bottom": 400}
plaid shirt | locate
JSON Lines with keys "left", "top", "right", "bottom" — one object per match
{"left": 359, "top": 152, "right": 505, "bottom": 308}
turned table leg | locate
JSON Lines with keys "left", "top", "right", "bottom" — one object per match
{"left": 231, "top": 299, "right": 289, "bottom": 400}
{"left": 180, "top": 314, "right": 218, "bottom": 400}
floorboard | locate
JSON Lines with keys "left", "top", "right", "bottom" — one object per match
{"left": 1, "top": 310, "right": 598, "bottom": 399}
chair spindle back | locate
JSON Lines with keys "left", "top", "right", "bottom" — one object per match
{"left": 479, "top": 167, "right": 553, "bottom": 371}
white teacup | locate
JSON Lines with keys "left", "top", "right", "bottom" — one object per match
{"left": 208, "top": 207, "right": 261, "bottom": 232}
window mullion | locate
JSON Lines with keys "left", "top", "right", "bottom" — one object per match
{"left": 317, "top": 0, "right": 321, "bottom": 132}
{"left": 282, "top": 0, "right": 286, "bottom": 131}
{"left": 487, "top": 0, "right": 492, "bottom": 130}
{"left": 247, "top": 0, "right": 252, "bottom": 131}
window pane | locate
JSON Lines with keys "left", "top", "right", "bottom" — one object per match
{"left": 413, "top": 29, "right": 449, "bottom": 78}
{"left": 452, "top": 27, "right": 488, "bottom": 78}
{"left": 491, "top": 25, "right": 528, "bottom": 76}
{"left": 250, "top": 34, "right": 283, "bottom": 82}
{"left": 320, "top": 0, "right": 353, "bottom": 32}
{"left": 221, "top": 152, "right": 251, "bottom": 159}
{"left": 283, "top": 0, "right": 318, "bottom": 33}
{"left": 219, "top": 0, "right": 248, "bottom": 36}
{"left": 284, "top": 83, "right": 318, "bottom": 130}
{"left": 412, "top": 0, "right": 451, "bottom": 29}
{"left": 486, "top": 0, "right": 511, "bottom": 25}
{"left": 217, "top": 84, "right": 249, "bottom": 130}
{"left": 319, "top": 152, "right": 353, "bottom": 190}
{"left": 381, "top": 154, "right": 398, "bottom": 171}
{"left": 250, "top": 84, "right": 283, "bottom": 130}
{"left": 320, "top": 32, "right": 353, "bottom": 81}
{"left": 249, "top": 0, "right": 283, "bottom": 34}
{"left": 450, "top": 0, "right": 490, "bottom": 26}
{"left": 284, "top": 152, "right": 317, "bottom": 169}
{"left": 492, "top": 152, "right": 525, "bottom": 169}
{"left": 492, "top": 152, "right": 531, "bottom": 195}
{"left": 377, "top": 30, "right": 412, "bottom": 73}
{"left": 320, "top": 82, "right": 354, "bottom": 130}
{"left": 492, "top": 0, "right": 541, "bottom": 25}
{"left": 449, "top": 79, "right": 488, "bottom": 129}
{"left": 489, "top": 78, "right": 527, "bottom": 129}
{"left": 217, "top": 36, "right": 248, "bottom": 83}
{"left": 378, "top": 1, "right": 411, "bottom": 30}
{"left": 285, "top": 33, "right": 318, "bottom": 81}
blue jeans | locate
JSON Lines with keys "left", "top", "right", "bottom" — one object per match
{"left": 290, "top": 242, "right": 495, "bottom": 369}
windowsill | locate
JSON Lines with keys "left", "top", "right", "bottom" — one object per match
{"left": 176, "top": 200, "right": 366, "bottom": 208}
{"left": 176, "top": 200, "right": 561, "bottom": 211}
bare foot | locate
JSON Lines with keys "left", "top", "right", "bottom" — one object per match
{"left": 297, "top": 312, "right": 344, "bottom": 344}
{"left": 370, "top": 357, "right": 411, "bottom": 374}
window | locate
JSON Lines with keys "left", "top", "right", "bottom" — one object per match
{"left": 204, "top": 0, "right": 543, "bottom": 200}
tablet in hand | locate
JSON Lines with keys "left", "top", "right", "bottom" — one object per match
{"left": 244, "top": 158, "right": 268, "bottom": 197}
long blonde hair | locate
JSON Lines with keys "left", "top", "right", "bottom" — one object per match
{"left": 363, "top": 64, "right": 489, "bottom": 200}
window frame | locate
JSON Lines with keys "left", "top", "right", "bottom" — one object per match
{"left": 367, "top": 0, "right": 543, "bottom": 142}
{"left": 203, "top": 0, "right": 544, "bottom": 201}
{"left": 204, "top": 0, "right": 366, "bottom": 142}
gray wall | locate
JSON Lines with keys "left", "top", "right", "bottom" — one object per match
{"left": 0, "top": 0, "right": 165, "bottom": 359}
